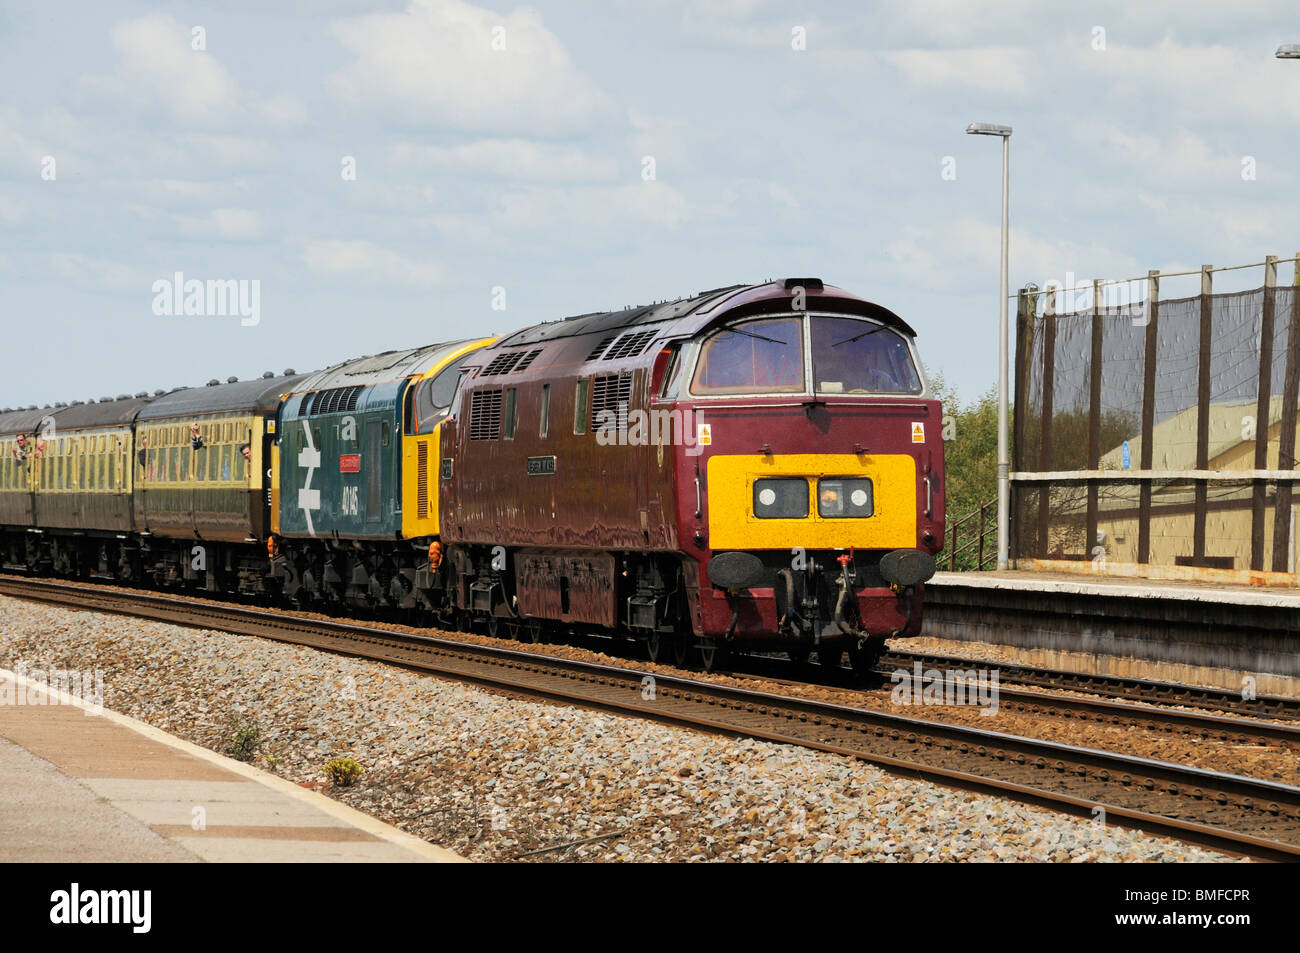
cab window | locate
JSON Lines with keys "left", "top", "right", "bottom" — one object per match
{"left": 690, "top": 317, "right": 804, "bottom": 395}
{"left": 810, "top": 316, "right": 922, "bottom": 395}
{"left": 414, "top": 363, "right": 465, "bottom": 435}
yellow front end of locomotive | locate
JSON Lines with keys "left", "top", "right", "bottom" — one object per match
{"left": 705, "top": 453, "right": 917, "bottom": 551}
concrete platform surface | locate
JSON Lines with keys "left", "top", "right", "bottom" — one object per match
{"left": 0, "top": 666, "right": 464, "bottom": 863}
{"left": 931, "top": 569, "right": 1300, "bottom": 608}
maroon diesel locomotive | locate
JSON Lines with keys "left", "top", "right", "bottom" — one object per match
{"left": 439, "top": 278, "right": 944, "bottom": 672}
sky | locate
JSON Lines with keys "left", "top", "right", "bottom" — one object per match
{"left": 3, "top": 0, "right": 1300, "bottom": 410}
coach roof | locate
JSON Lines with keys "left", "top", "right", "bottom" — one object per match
{"left": 47, "top": 395, "right": 155, "bottom": 431}
{"left": 136, "top": 372, "right": 307, "bottom": 421}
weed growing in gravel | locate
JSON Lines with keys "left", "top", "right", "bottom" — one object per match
{"left": 325, "top": 756, "right": 364, "bottom": 787}
{"left": 226, "top": 714, "right": 261, "bottom": 762}
{"left": 264, "top": 753, "right": 281, "bottom": 771}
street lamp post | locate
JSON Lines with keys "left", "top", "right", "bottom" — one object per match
{"left": 966, "top": 122, "right": 1013, "bottom": 571}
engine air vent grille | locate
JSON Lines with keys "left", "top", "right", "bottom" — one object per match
{"left": 589, "top": 374, "right": 633, "bottom": 432}
{"left": 468, "top": 389, "right": 503, "bottom": 440}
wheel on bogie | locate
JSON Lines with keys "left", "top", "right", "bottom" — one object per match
{"left": 847, "top": 639, "right": 885, "bottom": 681}
{"left": 646, "top": 631, "right": 665, "bottom": 663}
{"left": 522, "top": 619, "right": 544, "bottom": 644}
{"left": 699, "top": 640, "right": 731, "bottom": 674}
{"left": 671, "top": 634, "right": 691, "bottom": 668}
{"left": 817, "top": 644, "right": 844, "bottom": 674}
{"left": 486, "top": 615, "right": 501, "bottom": 638}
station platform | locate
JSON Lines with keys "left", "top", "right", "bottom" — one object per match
{"left": 922, "top": 570, "right": 1300, "bottom": 696}
{"left": 0, "top": 667, "right": 464, "bottom": 863}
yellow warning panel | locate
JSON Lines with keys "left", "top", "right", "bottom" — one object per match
{"left": 706, "top": 453, "right": 917, "bottom": 550}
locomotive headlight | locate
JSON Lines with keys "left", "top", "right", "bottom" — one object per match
{"left": 753, "top": 478, "right": 809, "bottom": 519}
{"left": 818, "top": 478, "right": 873, "bottom": 518}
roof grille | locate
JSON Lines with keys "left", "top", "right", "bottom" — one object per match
{"left": 512, "top": 348, "right": 544, "bottom": 372}
{"left": 602, "top": 330, "right": 658, "bottom": 361}
{"left": 585, "top": 334, "right": 618, "bottom": 361}
{"left": 590, "top": 374, "right": 633, "bottom": 431}
{"left": 468, "top": 389, "right": 503, "bottom": 440}
{"left": 482, "top": 351, "right": 524, "bottom": 376}
{"left": 301, "top": 385, "right": 364, "bottom": 417}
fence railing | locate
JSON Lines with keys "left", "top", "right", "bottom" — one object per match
{"left": 947, "top": 498, "right": 998, "bottom": 571}
{"left": 1013, "top": 254, "right": 1300, "bottom": 576}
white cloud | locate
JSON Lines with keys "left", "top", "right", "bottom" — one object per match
{"left": 180, "top": 134, "right": 278, "bottom": 167}
{"left": 0, "top": 194, "right": 24, "bottom": 226}
{"left": 885, "top": 219, "right": 1144, "bottom": 294}
{"left": 390, "top": 139, "right": 618, "bottom": 183}
{"left": 327, "top": 0, "right": 616, "bottom": 135}
{"left": 153, "top": 178, "right": 250, "bottom": 202}
{"left": 300, "top": 239, "right": 442, "bottom": 289}
{"left": 627, "top": 109, "right": 695, "bottom": 174}
{"left": 1083, "top": 124, "right": 1239, "bottom": 188}
{"left": 1076, "top": 37, "right": 1300, "bottom": 124}
{"left": 174, "top": 208, "right": 264, "bottom": 241}
{"left": 51, "top": 253, "right": 154, "bottom": 293}
{"left": 88, "top": 15, "right": 306, "bottom": 127}
{"left": 431, "top": 181, "right": 692, "bottom": 248}
{"left": 879, "top": 0, "right": 1041, "bottom": 46}
{"left": 880, "top": 47, "right": 1032, "bottom": 96}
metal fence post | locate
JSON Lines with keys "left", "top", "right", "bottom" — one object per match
{"left": 1137, "top": 269, "right": 1160, "bottom": 565}
{"left": 1037, "top": 285, "right": 1057, "bottom": 560}
{"left": 1086, "top": 278, "right": 1104, "bottom": 563}
{"left": 1193, "top": 265, "right": 1213, "bottom": 563}
{"left": 1252, "top": 256, "right": 1278, "bottom": 571}
{"left": 1274, "top": 256, "right": 1300, "bottom": 572}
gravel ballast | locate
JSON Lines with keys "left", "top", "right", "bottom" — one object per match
{"left": 0, "top": 596, "right": 1240, "bottom": 862}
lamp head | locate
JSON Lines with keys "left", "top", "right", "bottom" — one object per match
{"left": 966, "top": 122, "right": 1013, "bottom": 137}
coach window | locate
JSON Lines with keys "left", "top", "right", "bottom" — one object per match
{"left": 504, "top": 388, "right": 517, "bottom": 439}
{"left": 574, "top": 379, "right": 589, "bottom": 435}
{"left": 539, "top": 384, "right": 550, "bottom": 437}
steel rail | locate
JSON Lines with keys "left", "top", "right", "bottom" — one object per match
{"left": 2, "top": 574, "right": 1298, "bottom": 860}
{"left": 881, "top": 648, "right": 1300, "bottom": 722}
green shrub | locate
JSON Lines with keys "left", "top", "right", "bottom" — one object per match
{"left": 226, "top": 714, "right": 261, "bottom": 762}
{"left": 324, "top": 756, "right": 363, "bottom": 787}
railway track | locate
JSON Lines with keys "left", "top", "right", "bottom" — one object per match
{"left": 2, "top": 574, "right": 1299, "bottom": 860}
{"left": 880, "top": 648, "right": 1300, "bottom": 722}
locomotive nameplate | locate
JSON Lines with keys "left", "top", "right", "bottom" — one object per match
{"left": 526, "top": 455, "right": 557, "bottom": 476}
{"left": 339, "top": 454, "right": 361, "bottom": 473}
